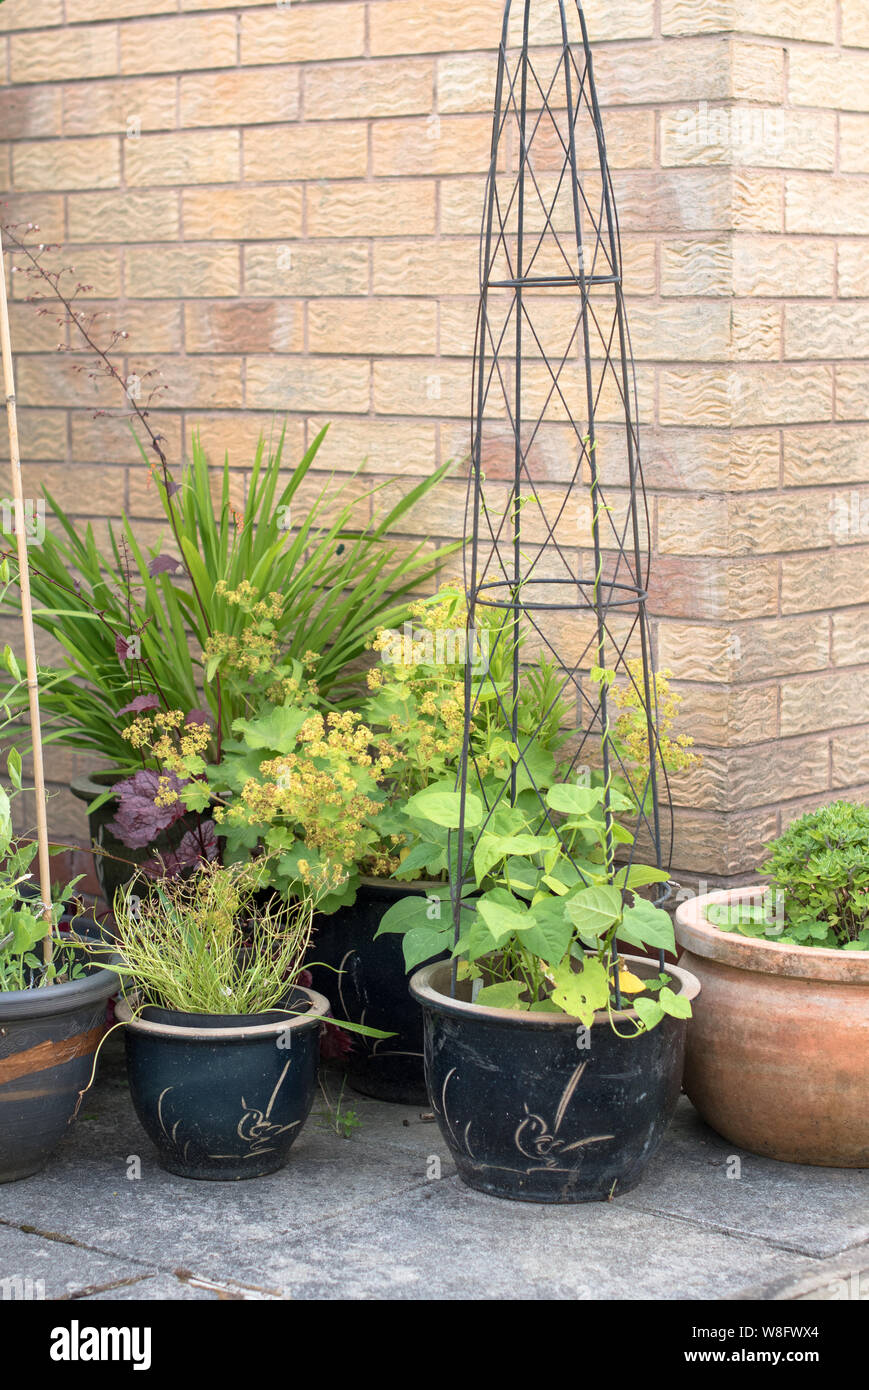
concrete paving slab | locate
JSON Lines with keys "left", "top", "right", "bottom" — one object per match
{"left": 193, "top": 1175, "right": 821, "bottom": 1301}
{"left": 622, "top": 1103, "right": 869, "bottom": 1260}
{"left": 0, "top": 1224, "right": 151, "bottom": 1301}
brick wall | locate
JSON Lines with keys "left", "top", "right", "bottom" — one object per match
{"left": 1, "top": 0, "right": 867, "bottom": 883}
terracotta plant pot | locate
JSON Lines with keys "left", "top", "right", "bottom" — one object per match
{"left": 410, "top": 955, "right": 700, "bottom": 1203}
{"left": 675, "top": 885, "right": 869, "bottom": 1168}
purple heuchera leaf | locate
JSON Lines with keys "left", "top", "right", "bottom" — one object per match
{"left": 141, "top": 821, "right": 218, "bottom": 879}
{"left": 147, "top": 554, "right": 182, "bottom": 578}
{"left": 107, "top": 770, "right": 188, "bottom": 850}
{"left": 185, "top": 708, "right": 211, "bottom": 727}
{"left": 118, "top": 693, "right": 161, "bottom": 718}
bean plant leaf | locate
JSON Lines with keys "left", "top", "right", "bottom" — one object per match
{"left": 565, "top": 885, "right": 623, "bottom": 937}
{"left": 548, "top": 956, "right": 609, "bottom": 1026}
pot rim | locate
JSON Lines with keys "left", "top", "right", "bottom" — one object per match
{"left": 410, "top": 953, "right": 701, "bottom": 1027}
{"left": 115, "top": 985, "right": 331, "bottom": 1041}
{"left": 70, "top": 769, "right": 125, "bottom": 801}
{"left": 358, "top": 874, "right": 438, "bottom": 893}
{"left": 675, "top": 884, "right": 869, "bottom": 982}
{"left": 0, "top": 949, "right": 121, "bottom": 1020}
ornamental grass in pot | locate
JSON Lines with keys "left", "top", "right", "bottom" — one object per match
{"left": 104, "top": 860, "right": 339, "bottom": 1182}
{"left": 675, "top": 801, "right": 869, "bottom": 1168}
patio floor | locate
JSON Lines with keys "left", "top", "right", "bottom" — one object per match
{"left": 1, "top": 1035, "right": 866, "bottom": 1302}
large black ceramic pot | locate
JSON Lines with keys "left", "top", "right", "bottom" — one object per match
{"left": 116, "top": 985, "right": 330, "bottom": 1181}
{"left": 410, "top": 956, "right": 701, "bottom": 1204}
{"left": 306, "top": 877, "right": 448, "bottom": 1105}
{"left": 0, "top": 925, "right": 120, "bottom": 1183}
{"left": 71, "top": 771, "right": 209, "bottom": 912}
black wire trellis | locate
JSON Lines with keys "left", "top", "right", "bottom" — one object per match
{"left": 451, "top": 0, "right": 673, "bottom": 1004}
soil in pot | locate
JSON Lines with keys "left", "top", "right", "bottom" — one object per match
{"left": 306, "top": 878, "right": 448, "bottom": 1105}
{"left": 0, "top": 923, "right": 120, "bottom": 1183}
{"left": 117, "top": 985, "right": 330, "bottom": 1181}
{"left": 410, "top": 955, "right": 700, "bottom": 1203}
{"left": 676, "top": 886, "right": 869, "bottom": 1167}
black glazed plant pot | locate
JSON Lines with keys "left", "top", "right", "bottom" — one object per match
{"left": 0, "top": 928, "right": 120, "bottom": 1183}
{"left": 306, "top": 877, "right": 448, "bottom": 1106}
{"left": 410, "top": 956, "right": 701, "bottom": 1204}
{"left": 116, "top": 985, "right": 329, "bottom": 1181}
{"left": 71, "top": 771, "right": 209, "bottom": 912}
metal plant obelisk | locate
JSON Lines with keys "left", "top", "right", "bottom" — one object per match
{"left": 452, "top": 0, "right": 670, "bottom": 992}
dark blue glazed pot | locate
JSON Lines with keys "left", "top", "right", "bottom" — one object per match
{"left": 118, "top": 986, "right": 329, "bottom": 1181}
{"left": 0, "top": 925, "right": 120, "bottom": 1183}
{"left": 307, "top": 878, "right": 448, "bottom": 1105}
{"left": 410, "top": 956, "right": 701, "bottom": 1204}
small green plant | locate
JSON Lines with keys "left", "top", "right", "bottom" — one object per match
{"left": 318, "top": 1073, "right": 363, "bottom": 1140}
{"left": 375, "top": 776, "right": 688, "bottom": 1034}
{"left": 105, "top": 859, "right": 318, "bottom": 1016}
{"left": 708, "top": 801, "right": 869, "bottom": 951}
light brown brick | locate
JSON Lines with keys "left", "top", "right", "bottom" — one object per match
{"left": 832, "top": 609, "right": 869, "bottom": 666}
{"left": 306, "top": 58, "right": 433, "bottom": 119}
{"left": 0, "top": 409, "right": 66, "bottom": 463}
{"left": 661, "top": 238, "right": 732, "bottom": 296}
{"left": 836, "top": 366, "right": 869, "bottom": 421}
{"left": 731, "top": 41, "right": 785, "bottom": 102}
{"left": 660, "top": 366, "right": 832, "bottom": 428}
{"left": 373, "top": 239, "right": 480, "bottom": 297}
{"left": 781, "top": 671, "right": 869, "bottom": 737}
{"left": 16, "top": 246, "right": 123, "bottom": 300}
{"left": 739, "top": 0, "right": 834, "bottom": 42}
{"left": 135, "top": 355, "right": 244, "bottom": 410}
{"left": 832, "top": 732, "right": 869, "bottom": 788}
{"left": 661, "top": 107, "right": 834, "bottom": 172}
{"left": 245, "top": 243, "right": 368, "bottom": 298}
{"left": 661, "top": 0, "right": 733, "bottom": 34}
{"left": 675, "top": 682, "right": 779, "bottom": 747}
{"left": 732, "top": 170, "right": 784, "bottom": 231}
{"left": 0, "top": 86, "right": 61, "bottom": 140}
{"left": 185, "top": 300, "right": 303, "bottom": 355}
{"left": 184, "top": 414, "right": 305, "bottom": 471}
{"left": 246, "top": 357, "right": 370, "bottom": 414}
{"left": 81, "top": 301, "right": 183, "bottom": 356}
{"left": 373, "top": 115, "right": 498, "bottom": 178}
{"left": 126, "top": 246, "right": 239, "bottom": 299}
{"left": 68, "top": 190, "right": 179, "bottom": 244}
{"left": 125, "top": 131, "right": 240, "bottom": 188}
{"left": 642, "top": 427, "right": 779, "bottom": 492}
{"left": 308, "top": 180, "right": 436, "bottom": 238}
{"left": 679, "top": 740, "right": 829, "bottom": 812}
{"left": 648, "top": 555, "right": 779, "bottom": 620}
{"left": 786, "top": 304, "right": 869, "bottom": 360}
{"left": 309, "top": 299, "right": 437, "bottom": 356}
{"left": 372, "top": 360, "right": 475, "bottom": 420}
{"left": 658, "top": 616, "right": 829, "bottom": 682}
{"left": 733, "top": 235, "right": 834, "bottom": 296}
{"left": 184, "top": 186, "right": 303, "bottom": 242}
{"left": 790, "top": 51, "right": 869, "bottom": 112}
{"left": 0, "top": 195, "right": 64, "bottom": 244}
{"left": 839, "top": 241, "right": 869, "bottom": 297}
{"left": 71, "top": 410, "right": 183, "bottom": 465}
{"left": 15, "top": 355, "right": 118, "bottom": 409}
{"left": 120, "top": 15, "right": 237, "bottom": 76}
{"left": 13, "top": 137, "right": 119, "bottom": 192}
{"left": 786, "top": 175, "right": 869, "bottom": 235}
{"left": 0, "top": 0, "right": 63, "bottom": 26}
{"left": 370, "top": 0, "right": 504, "bottom": 56}
{"left": 180, "top": 68, "right": 300, "bottom": 129}
{"left": 842, "top": 0, "right": 869, "bottom": 47}
{"left": 784, "top": 426, "right": 869, "bottom": 486}
{"left": 10, "top": 25, "right": 117, "bottom": 84}
{"left": 840, "top": 115, "right": 869, "bottom": 173}
{"left": 241, "top": 5, "right": 366, "bottom": 65}
{"left": 307, "top": 417, "right": 439, "bottom": 475}
{"left": 781, "top": 547, "right": 869, "bottom": 613}
{"left": 245, "top": 124, "right": 366, "bottom": 182}
{"left": 63, "top": 78, "right": 176, "bottom": 138}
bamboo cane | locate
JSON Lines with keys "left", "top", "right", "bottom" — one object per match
{"left": 0, "top": 227, "right": 54, "bottom": 965}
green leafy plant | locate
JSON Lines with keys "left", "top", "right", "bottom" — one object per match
{"left": 708, "top": 801, "right": 869, "bottom": 951}
{"left": 2, "top": 429, "right": 457, "bottom": 773}
{"left": 375, "top": 776, "right": 688, "bottom": 1033}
